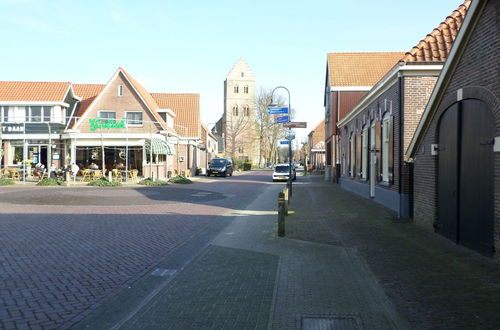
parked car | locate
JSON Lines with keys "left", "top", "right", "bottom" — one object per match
{"left": 272, "top": 163, "right": 296, "bottom": 182}
{"left": 207, "top": 158, "right": 233, "bottom": 177}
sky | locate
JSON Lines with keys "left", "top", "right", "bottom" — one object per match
{"left": 0, "top": 0, "right": 463, "bottom": 141}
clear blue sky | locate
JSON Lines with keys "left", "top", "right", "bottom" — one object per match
{"left": 1, "top": 0, "right": 462, "bottom": 139}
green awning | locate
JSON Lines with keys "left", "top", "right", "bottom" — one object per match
{"left": 145, "top": 138, "right": 175, "bottom": 155}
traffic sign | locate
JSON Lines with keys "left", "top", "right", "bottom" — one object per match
{"left": 276, "top": 115, "right": 289, "bottom": 123}
{"left": 283, "top": 121, "right": 307, "bottom": 128}
{"left": 280, "top": 140, "right": 289, "bottom": 145}
{"left": 284, "top": 130, "right": 296, "bottom": 140}
{"left": 267, "top": 107, "right": 289, "bottom": 115}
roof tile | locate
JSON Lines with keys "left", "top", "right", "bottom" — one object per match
{"left": 0, "top": 81, "right": 71, "bottom": 102}
{"left": 151, "top": 93, "right": 200, "bottom": 137}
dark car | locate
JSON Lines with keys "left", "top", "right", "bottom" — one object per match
{"left": 207, "top": 158, "right": 233, "bottom": 177}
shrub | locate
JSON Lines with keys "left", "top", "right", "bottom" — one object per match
{"left": 0, "top": 178, "right": 15, "bottom": 186}
{"left": 139, "top": 178, "right": 169, "bottom": 186}
{"left": 88, "top": 178, "right": 122, "bottom": 187}
{"left": 36, "top": 178, "right": 62, "bottom": 186}
{"left": 243, "top": 162, "right": 252, "bottom": 171}
{"left": 168, "top": 175, "right": 192, "bottom": 184}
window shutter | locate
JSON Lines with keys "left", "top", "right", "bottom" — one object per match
{"left": 375, "top": 121, "right": 382, "bottom": 182}
{"left": 356, "top": 131, "right": 361, "bottom": 177}
{"left": 388, "top": 116, "right": 394, "bottom": 184}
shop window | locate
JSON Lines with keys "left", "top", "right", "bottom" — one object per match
{"left": 361, "top": 126, "right": 368, "bottom": 179}
{"left": 146, "top": 153, "right": 166, "bottom": 164}
{"left": 126, "top": 111, "right": 143, "bottom": 126}
{"left": 12, "top": 146, "right": 23, "bottom": 165}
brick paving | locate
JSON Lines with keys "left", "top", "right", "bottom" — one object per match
{"left": 0, "top": 173, "right": 269, "bottom": 330}
{"left": 286, "top": 175, "right": 500, "bottom": 330}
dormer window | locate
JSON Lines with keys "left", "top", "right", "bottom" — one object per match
{"left": 118, "top": 85, "right": 123, "bottom": 97}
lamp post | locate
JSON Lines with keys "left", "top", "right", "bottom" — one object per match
{"left": 205, "top": 123, "right": 216, "bottom": 174}
{"left": 269, "top": 86, "right": 293, "bottom": 197}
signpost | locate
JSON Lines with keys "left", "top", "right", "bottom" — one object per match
{"left": 267, "top": 107, "right": 289, "bottom": 115}
{"left": 276, "top": 115, "right": 289, "bottom": 123}
{"left": 283, "top": 122, "right": 307, "bottom": 128}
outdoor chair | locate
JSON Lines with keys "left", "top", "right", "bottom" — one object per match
{"left": 128, "top": 169, "right": 138, "bottom": 181}
{"left": 81, "top": 169, "right": 92, "bottom": 182}
{"left": 111, "top": 169, "right": 123, "bottom": 182}
{"left": 10, "top": 169, "right": 20, "bottom": 181}
{"left": 92, "top": 170, "right": 103, "bottom": 180}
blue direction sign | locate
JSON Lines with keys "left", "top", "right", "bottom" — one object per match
{"left": 267, "top": 107, "right": 289, "bottom": 115}
{"left": 280, "top": 140, "right": 290, "bottom": 145}
{"left": 276, "top": 115, "right": 289, "bottom": 123}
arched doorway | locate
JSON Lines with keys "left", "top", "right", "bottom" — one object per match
{"left": 437, "top": 99, "right": 495, "bottom": 256}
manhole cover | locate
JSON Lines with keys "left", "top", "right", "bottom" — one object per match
{"left": 302, "top": 314, "right": 363, "bottom": 330}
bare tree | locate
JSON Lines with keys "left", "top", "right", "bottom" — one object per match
{"left": 256, "top": 88, "right": 294, "bottom": 167}
{"left": 224, "top": 106, "right": 256, "bottom": 160}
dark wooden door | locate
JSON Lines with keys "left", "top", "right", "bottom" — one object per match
{"left": 437, "top": 99, "right": 495, "bottom": 255}
{"left": 437, "top": 103, "right": 459, "bottom": 242}
{"left": 459, "top": 99, "right": 495, "bottom": 255}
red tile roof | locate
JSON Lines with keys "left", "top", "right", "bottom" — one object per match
{"left": 401, "top": 0, "right": 471, "bottom": 62}
{"left": 151, "top": 93, "right": 200, "bottom": 137}
{"left": 327, "top": 52, "right": 404, "bottom": 87}
{"left": 72, "top": 84, "right": 105, "bottom": 118}
{"left": 0, "top": 81, "right": 71, "bottom": 102}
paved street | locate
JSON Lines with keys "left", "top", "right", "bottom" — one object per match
{"left": 1, "top": 171, "right": 499, "bottom": 329}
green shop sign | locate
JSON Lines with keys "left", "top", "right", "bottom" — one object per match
{"left": 89, "top": 118, "right": 126, "bottom": 131}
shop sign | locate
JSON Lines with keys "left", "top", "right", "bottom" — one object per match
{"left": 1, "top": 124, "right": 25, "bottom": 133}
{"left": 89, "top": 118, "right": 126, "bottom": 132}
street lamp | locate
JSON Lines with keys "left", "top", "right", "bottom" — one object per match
{"left": 269, "top": 86, "right": 293, "bottom": 197}
{"left": 205, "top": 123, "right": 217, "bottom": 174}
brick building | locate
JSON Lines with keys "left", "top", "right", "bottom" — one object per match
{"left": 324, "top": 52, "right": 403, "bottom": 182}
{"left": 407, "top": 0, "right": 498, "bottom": 257}
{"left": 336, "top": 1, "right": 470, "bottom": 218}
{"left": 307, "top": 120, "right": 326, "bottom": 170}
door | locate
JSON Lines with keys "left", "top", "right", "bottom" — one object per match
{"left": 369, "top": 123, "right": 376, "bottom": 198}
{"left": 437, "top": 99, "right": 495, "bottom": 255}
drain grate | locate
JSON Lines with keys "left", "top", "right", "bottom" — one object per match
{"left": 151, "top": 268, "right": 177, "bottom": 277}
{"left": 302, "top": 314, "right": 363, "bottom": 330}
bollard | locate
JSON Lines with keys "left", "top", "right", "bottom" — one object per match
{"left": 278, "top": 191, "right": 286, "bottom": 237}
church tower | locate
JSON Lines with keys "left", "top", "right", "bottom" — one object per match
{"left": 218, "top": 59, "right": 259, "bottom": 165}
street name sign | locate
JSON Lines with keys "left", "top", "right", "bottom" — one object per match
{"left": 267, "top": 107, "right": 289, "bottom": 115}
{"left": 280, "top": 140, "right": 289, "bottom": 145}
{"left": 283, "top": 121, "right": 307, "bottom": 128}
{"left": 276, "top": 115, "right": 289, "bottom": 123}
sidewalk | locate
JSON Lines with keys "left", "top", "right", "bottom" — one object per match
{"left": 285, "top": 175, "right": 500, "bottom": 329}
{"left": 103, "top": 174, "right": 408, "bottom": 329}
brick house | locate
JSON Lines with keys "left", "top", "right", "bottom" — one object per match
{"left": 407, "top": 0, "right": 498, "bottom": 257}
{"left": 336, "top": 1, "right": 470, "bottom": 218}
{"left": 324, "top": 52, "right": 403, "bottom": 182}
{"left": 307, "top": 120, "right": 326, "bottom": 170}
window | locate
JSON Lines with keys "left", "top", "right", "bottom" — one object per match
{"left": 1, "top": 106, "right": 8, "bottom": 122}
{"left": 23, "top": 106, "right": 52, "bottom": 122}
{"left": 244, "top": 85, "right": 249, "bottom": 93}
{"left": 99, "top": 111, "right": 116, "bottom": 122}
{"left": 232, "top": 105, "right": 238, "bottom": 116}
{"left": 243, "top": 105, "right": 250, "bottom": 116}
{"left": 159, "top": 112, "right": 167, "bottom": 122}
{"left": 241, "top": 72, "right": 244, "bottom": 78}
{"left": 349, "top": 133, "right": 355, "bottom": 177}
{"left": 126, "top": 111, "right": 143, "bottom": 126}
{"left": 361, "top": 126, "right": 368, "bottom": 180}
{"left": 234, "top": 85, "right": 239, "bottom": 93}
{"left": 381, "top": 114, "right": 392, "bottom": 183}
{"left": 43, "top": 107, "right": 51, "bottom": 122}
{"left": 118, "top": 85, "right": 123, "bottom": 96}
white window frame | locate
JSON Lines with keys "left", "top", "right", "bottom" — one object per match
{"left": 98, "top": 111, "right": 116, "bottom": 121}
{"left": 361, "top": 125, "right": 368, "bottom": 180}
{"left": 381, "top": 114, "right": 391, "bottom": 183}
{"left": 349, "top": 132, "right": 355, "bottom": 177}
{"left": 118, "top": 85, "right": 123, "bottom": 97}
{"left": 126, "top": 111, "right": 143, "bottom": 126}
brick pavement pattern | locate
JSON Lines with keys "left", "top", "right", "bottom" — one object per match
{"left": 286, "top": 175, "right": 500, "bottom": 329}
{"left": 122, "top": 245, "right": 278, "bottom": 330}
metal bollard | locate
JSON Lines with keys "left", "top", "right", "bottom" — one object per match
{"left": 278, "top": 191, "right": 286, "bottom": 237}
